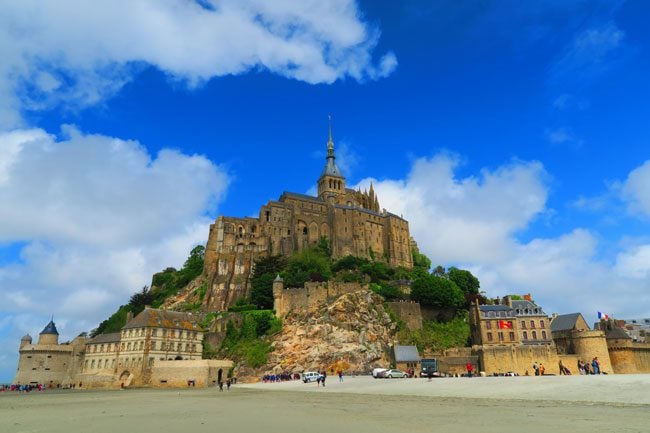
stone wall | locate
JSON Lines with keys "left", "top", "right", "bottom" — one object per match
{"left": 14, "top": 336, "right": 86, "bottom": 386}
{"left": 386, "top": 302, "right": 423, "bottom": 331}
{"left": 273, "top": 281, "right": 365, "bottom": 318}
{"left": 476, "top": 344, "right": 560, "bottom": 376}
{"left": 608, "top": 341, "right": 650, "bottom": 374}
{"left": 554, "top": 330, "right": 612, "bottom": 373}
{"left": 150, "top": 359, "right": 233, "bottom": 388}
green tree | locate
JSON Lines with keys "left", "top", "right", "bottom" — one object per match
{"left": 447, "top": 267, "right": 480, "bottom": 295}
{"left": 283, "top": 247, "right": 332, "bottom": 288}
{"left": 412, "top": 250, "right": 432, "bottom": 270}
{"left": 250, "top": 255, "right": 288, "bottom": 309}
{"left": 129, "top": 286, "right": 153, "bottom": 315}
{"left": 432, "top": 265, "right": 446, "bottom": 277}
{"left": 410, "top": 274, "right": 465, "bottom": 308}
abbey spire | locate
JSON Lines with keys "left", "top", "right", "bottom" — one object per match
{"left": 318, "top": 115, "right": 346, "bottom": 201}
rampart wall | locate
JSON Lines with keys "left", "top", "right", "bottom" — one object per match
{"left": 608, "top": 341, "right": 650, "bottom": 374}
{"left": 273, "top": 281, "right": 365, "bottom": 318}
{"left": 477, "top": 344, "right": 560, "bottom": 376}
{"left": 150, "top": 359, "right": 233, "bottom": 388}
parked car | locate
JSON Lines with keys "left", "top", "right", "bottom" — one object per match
{"left": 372, "top": 368, "right": 388, "bottom": 378}
{"left": 384, "top": 369, "right": 409, "bottom": 378}
{"left": 302, "top": 371, "right": 320, "bottom": 383}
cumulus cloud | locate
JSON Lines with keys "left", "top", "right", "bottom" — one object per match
{"left": 0, "top": 0, "right": 396, "bottom": 128}
{"left": 354, "top": 153, "right": 650, "bottom": 321}
{"left": 622, "top": 160, "right": 650, "bottom": 218}
{"left": 0, "top": 127, "right": 228, "bottom": 380}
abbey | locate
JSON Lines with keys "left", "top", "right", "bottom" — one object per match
{"left": 202, "top": 123, "right": 413, "bottom": 310}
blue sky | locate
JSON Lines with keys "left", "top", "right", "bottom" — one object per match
{"left": 1, "top": 0, "right": 649, "bottom": 382}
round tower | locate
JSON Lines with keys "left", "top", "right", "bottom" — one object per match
{"left": 38, "top": 319, "right": 59, "bottom": 345}
{"left": 20, "top": 334, "right": 32, "bottom": 348}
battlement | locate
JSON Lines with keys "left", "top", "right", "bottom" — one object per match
{"left": 273, "top": 280, "right": 365, "bottom": 318}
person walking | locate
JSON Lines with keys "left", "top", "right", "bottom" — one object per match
{"left": 466, "top": 362, "right": 473, "bottom": 378}
{"left": 218, "top": 381, "right": 223, "bottom": 392}
{"left": 539, "top": 363, "right": 545, "bottom": 376}
{"left": 592, "top": 357, "right": 600, "bottom": 375}
{"left": 321, "top": 370, "right": 327, "bottom": 387}
{"left": 533, "top": 362, "right": 539, "bottom": 376}
{"left": 338, "top": 370, "right": 343, "bottom": 382}
{"left": 226, "top": 378, "right": 231, "bottom": 391}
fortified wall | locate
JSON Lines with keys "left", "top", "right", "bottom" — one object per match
{"left": 386, "top": 301, "right": 423, "bottom": 331}
{"left": 553, "top": 329, "right": 613, "bottom": 374}
{"left": 607, "top": 340, "right": 650, "bottom": 374}
{"left": 273, "top": 279, "right": 366, "bottom": 318}
{"left": 476, "top": 344, "right": 561, "bottom": 375}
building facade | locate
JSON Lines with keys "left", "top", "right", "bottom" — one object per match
{"left": 202, "top": 124, "right": 413, "bottom": 311}
{"left": 14, "top": 320, "right": 86, "bottom": 387}
{"left": 15, "top": 309, "right": 231, "bottom": 388}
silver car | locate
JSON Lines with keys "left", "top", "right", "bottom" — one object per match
{"left": 384, "top": 369, "right": 409, "bottom": 378}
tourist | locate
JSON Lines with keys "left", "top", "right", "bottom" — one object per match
{"left": 226, "top": 379, "right": 231, "bottom": 391}
{"left": 466, "top": 362, "right": 473, "bottom": 378}
{"left": 592, "top": 357, "right": 600, "bottom": 375}
{"left": 533, "top": 362, "right": 539, "bottom": 376}
{"left": 321, "top": 370, "right": 327, "bottom": 387}
{"left": 338, "top": 370, "right": 343, "bottom": 382}
{"left": 539, "top": 363, "right": 545, "bottom": 376}
{"left": 218, "top": 381, "right": 223, "bottom": 392}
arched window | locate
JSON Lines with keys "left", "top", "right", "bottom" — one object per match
{"left": 303, "top": 227, "right": 308, "bottom": 235}
{"left": 542, "top": 331, "right": 547, "bottom": 340}
{"left": 532, "top": 330, "right": 537, "bottom": 340}
{"left": 523, "top": 331, "right": 528, "bottom": 340}
{"left": 540, "top": 320, "right": 545, "bottom": 328}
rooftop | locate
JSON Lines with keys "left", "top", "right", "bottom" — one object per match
{"left": 122, "top": 308, "right": 200, "bottom": 331}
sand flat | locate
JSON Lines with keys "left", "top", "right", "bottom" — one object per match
{"left": 1, "top": 375, "right": 648, "bottom": 433}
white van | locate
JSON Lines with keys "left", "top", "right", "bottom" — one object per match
{"left": 302, "top": 371, "right": 320, "bottom": 383}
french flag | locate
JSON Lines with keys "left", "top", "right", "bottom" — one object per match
{"left": 598, "top": 312, "right": 609, "bottom": 320}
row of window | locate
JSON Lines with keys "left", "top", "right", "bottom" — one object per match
{"left": 121, "top": 328, "right": 198, "bottom": 339}
{"left": 88, "top": 341, "right": 198, "bottom": 353}
{"left": 485, "top": 330, "right": 547, "bottom": 342}
{"left": 484, "top": 320, "right": 546, "bottom": 330}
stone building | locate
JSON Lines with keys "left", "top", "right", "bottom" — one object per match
{"left": 15, "top": 309, "right": 232, "bottom": 388}
{"left": 14, "top": 320, "right": 86, "bottom": 387}
{"left": 80, "top": 308, "right": 207, "bottom": 387}
{"left": 550, "top": 312, "right": 613, "bottom": 374}
{"left": 202, "top": 123, "right": 413, "bottom": 311}
{"left": 469, "top": 297, "right": 560, "bottom": 375}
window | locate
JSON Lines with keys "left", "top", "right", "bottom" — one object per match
{"left": 523, "top": 331, "right": 528, "bottom": 340}
{"left": 265, "top": 211, "right": 270, "bottom": 222}
{"left": 485, "top": 321, "right": 492, "bottom": 330}
{"left": 530, "top": 320, "right": 536, "bottom": 328}
{"left": 521, "top": 321, "right": 526, "bottom": 329}
{"left": 532, "top": 331, "right": 537, "bottom": 340}
{"left": 498, "top": 332, "right": 504, "bottom": 341}
{"left": 508, "top": 321, "right": 514, "bottom": 328}
{"left": 509, "top": 332, "right": 515, "bottom": 341}
{"left": 487, "top": 332, "right": 493, "bottom": 342}
{"left": 542, "top": 331, "right": 547, "bottom": 340}
{"left": 540, "top": 320, "right": 545, "bottom": 329}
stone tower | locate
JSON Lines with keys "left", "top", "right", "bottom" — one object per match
{"left": 38, "top": 319, "right": 59, "bottom": 345}
{"left": 317, "top": 116, "right": 346, "bottom": 203}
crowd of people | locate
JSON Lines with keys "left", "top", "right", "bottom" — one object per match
{"left": 261, "top": 372, "right": 301, "bottom": 382}
{"left": 1, "top": 383, "right": 50, "bottom": 392}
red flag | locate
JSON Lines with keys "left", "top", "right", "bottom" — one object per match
{"left": 499, "top": 320, "right": 511, "bottom": 329}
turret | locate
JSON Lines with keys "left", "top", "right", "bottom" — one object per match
{"left": 20, "top": 334, "right": 32, "bottom": 348}
{"left": 272, "top": 274, "right": 285, "bottom": 316}
{"left": 38, "top": 319, "right": 59, "bottom": 345}
{"left": 317, "top": 116, "right": 346, "bottom": 202}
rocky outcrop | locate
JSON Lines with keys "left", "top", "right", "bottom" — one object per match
{"left": 257, "top": 289, "right": 398, "bottom": 376}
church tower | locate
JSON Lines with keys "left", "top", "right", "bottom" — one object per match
{"left": 317, "top": 116, "right": 346, "bottom": 203}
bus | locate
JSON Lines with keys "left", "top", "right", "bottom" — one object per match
{"left": 420, "top": 358, "right": 438, "bottom": 377}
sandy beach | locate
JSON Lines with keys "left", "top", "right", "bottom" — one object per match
{"left": 1, "top": 375, "right": 648, "bottom": 433}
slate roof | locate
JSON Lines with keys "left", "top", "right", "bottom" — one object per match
{"left": 281, "top": 191, "right": 323, "bottom": 203}
{"left": 511, "top": 300, "right": 546, "bottom": 315}
{"left": 394, "top": 345, "right": 421, "bottom": 362}
{"left": 122, "top": 309, "right": 200, "bottom": 331}
{"left": 479, "top": 305, "right": 512, "bottom": 312}
{"left": 40, "top": 320, "right": 59, "bottom": 335}
{"left": 550, "top": 313, "right": 584, "bottom": 332}
{"left": 89, "top": 332, "right": 121, "bottom": 344}
{"left": 321, "top": 156, "right": 344, "bottom": 178}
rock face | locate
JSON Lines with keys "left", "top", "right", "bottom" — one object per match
{"left": 261, "top": 289, "right": 397, "bottom": 376}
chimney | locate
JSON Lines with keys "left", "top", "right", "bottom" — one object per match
{"left": 126, "top": 311, "right": 134, "bottom": 323}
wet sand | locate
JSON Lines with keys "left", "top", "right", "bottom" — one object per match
{"left": 1, "top": 375, "right": 648, "bottom": 433}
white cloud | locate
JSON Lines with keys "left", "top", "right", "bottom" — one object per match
{"left": 0, "top": 127, "right": 228, "bottom": 382}
{"left": 0, "top": 0, "right": 396, "bottom": 128}
{"left": 622, "top": 160, "right": 650, "bottom": 218}
{"left": 356, "top": 153, "right": 650, "bottom": 322}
